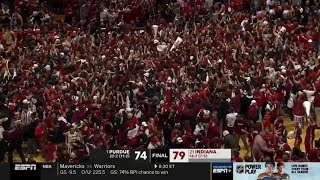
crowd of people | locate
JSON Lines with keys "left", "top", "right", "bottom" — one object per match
{"left": 0, "top": 0, "right": 320, "bottom": 163}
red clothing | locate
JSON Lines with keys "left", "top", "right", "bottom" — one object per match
{"left": 183, "top": 2, "right": 190, "bottom": 13}
{"left": 275, "top": 143, "right": 291, "bottom": 160}
{"left": 234, "top": 118, "right": 248, "bottom": 135}
{"left": 264, "top": 112, "right": 271, "bottom": 130}
{"left": 305, "top": 124, "right": 320, "bottom": 154}
{"left": 7, "top": 129, "right": 24, "bottom": 142}
{"left": 234, "top": 0, "right": 244, "bottom": 11}
{"left": 197, "top": 109, "right": 211, "bottom": 123}
{"left": 43, "top": 142, "right": 56, "bottom": 161}
{"left": 293, "top": 99, "right": 305, "bottom": 116}
{"left": 308, "top": 149, "right": 320, "bottom": 162}
{"left": 232, "top": 156, "right": 243, "bottom": 162}
{"left": 274, "top": 118, "right": 284, "bottom": 135}
{"left": 64, "top": 7, "right": 73, "bottom": 16}
{"left": 81, "top": 127, "right": 90, "bottom": 140}
{"left": 314, "top": 93, "right": 320, "bottom": 107}
{"left": 271, "top": 101, "right": 280, "bottom": 120}
{"left": 209, "top": 137, "right": 223, "bottom": 148}
{"left": 125, "top": 117, "right": 139, "bottom": 129}
{"left": 71, "top": 110, "right": 86, "bottom": 123}
{"left": 182, "top": 135, "right": 194, "bottom": 148}
{"left": 248, "top": 104, "right": 258, "bottom": 122}
{"left": 253, "top": 91, "right": 265, "bottom": 107}
{"left": 207, "top": 123, "right": 220, "bottom": 140}
{"left": 92, "top": 136, "right": 106, "bottom": 149}
{"left": 77, "top": 148, "right": 88, "bottom": 159}
{"left": 35, "top": 125, "right": 46, "bottom": 143}
{"left": 265, "top": 132, "right": 274, "bottom": 149}
{"left": 234, "top": 94, "right": 242, "bottom": 112}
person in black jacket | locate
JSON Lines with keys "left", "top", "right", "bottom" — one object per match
{"left": 218, "top": 98, "right": 229, "bottom": 136}
{"left": 8, "top": 123, "right": 26, "bottom": 163}
{"left": 218, "top": 98, "right": 229, "bottom": 121}
{"left": 24, "top": 117, "right": 38, "bottom": 155}
{"left": 223, "top": 130, "right": 238, "bottom": 150}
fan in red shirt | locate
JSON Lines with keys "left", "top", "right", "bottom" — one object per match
{"left": 275, "top": 137, "right": 291, "bottom": 162}
{"left": 64, "top": 4, "right": 73, "bottom": 24}
{"left": 305, "top": 119, "right": 320, "bottom": 155}
{"left": 182, "top": 131, "right": 194, "bottom": 148}
{"left": 91, "top": 131, "right": 107, "bottom": 150}
{"left": 35, "top": 122, "right": 46, "bottom": 149}
{"left": 207, "top": 120, "right": 220, "bottom": 140}
{"left": 233, "top": 0, "right": 244, "bottom": 11}
{"left": 271, "top": 98, "right": 280, "bottom": 125}
{"left": 274, "top": 116, "right": 284, "bottom": 137}
{"left": 42, "top": 137, "right": 57, "bottom": 162}
{"left": 264, "top": 128, "right": 275, "bottom": 149}
{"left": 209, "top": 136, "right": 224, "bottom": 148}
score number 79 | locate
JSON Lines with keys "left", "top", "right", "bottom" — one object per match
{"left": 172, "top": 151, "right": 186, "bottom": 160}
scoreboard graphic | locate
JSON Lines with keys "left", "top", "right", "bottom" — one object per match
{"left": 169, "top": 149, "right": 231, "bottom": 162}
{"left": 2, "top": 150, "right": 319, "bottom": 180}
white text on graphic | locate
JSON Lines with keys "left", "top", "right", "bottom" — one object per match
{"left": 15, "top": 164, "right": 36, "bottom": 171}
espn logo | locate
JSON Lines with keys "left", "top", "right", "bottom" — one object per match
{"left": 14, "top": 164, "right": 37, "bottom": 171}
{"left": 212, "top": 169, "right": 229, "bottom": 173}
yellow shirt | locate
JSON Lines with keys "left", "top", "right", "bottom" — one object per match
{"left": 3, "top": 31, "right": 14, "bottom": 45}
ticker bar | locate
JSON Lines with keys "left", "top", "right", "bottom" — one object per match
{"left": 3, "top": 162, "right": 210, "bottom": 180}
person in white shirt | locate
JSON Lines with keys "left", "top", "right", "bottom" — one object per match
{"left": 127, "top": 124, "right": 139, "bottom": 140}
{"left": 21, "top": 108, "right": 33, "bottom": 125}
{"left": 140, "top": 121, "right": 150, "bottom": 137}
{"left": 193, "top": 122, "right": 205, "bottom": 136}
{"left": 303, "top": 84, "right": 316, "bottom": 103}
{"left": 226, "top": 109, "right": 238, "bottom": 134}
{"left": 287, "top": 92, "right": 296, "bottom": 121}
{"left": 65, "top": 128, "right": 81, "bottom": 153}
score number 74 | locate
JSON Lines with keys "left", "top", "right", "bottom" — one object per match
{"left": 134, "top": 151, "right": 148, "bottom": 160}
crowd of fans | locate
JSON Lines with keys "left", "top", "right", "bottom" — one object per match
{"left": 0, "top": 0, "right": 320, "bottom": 163}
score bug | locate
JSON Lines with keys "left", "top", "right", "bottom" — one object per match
{"left": 169, "top": 149, "right": 189, "bottom": 163}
